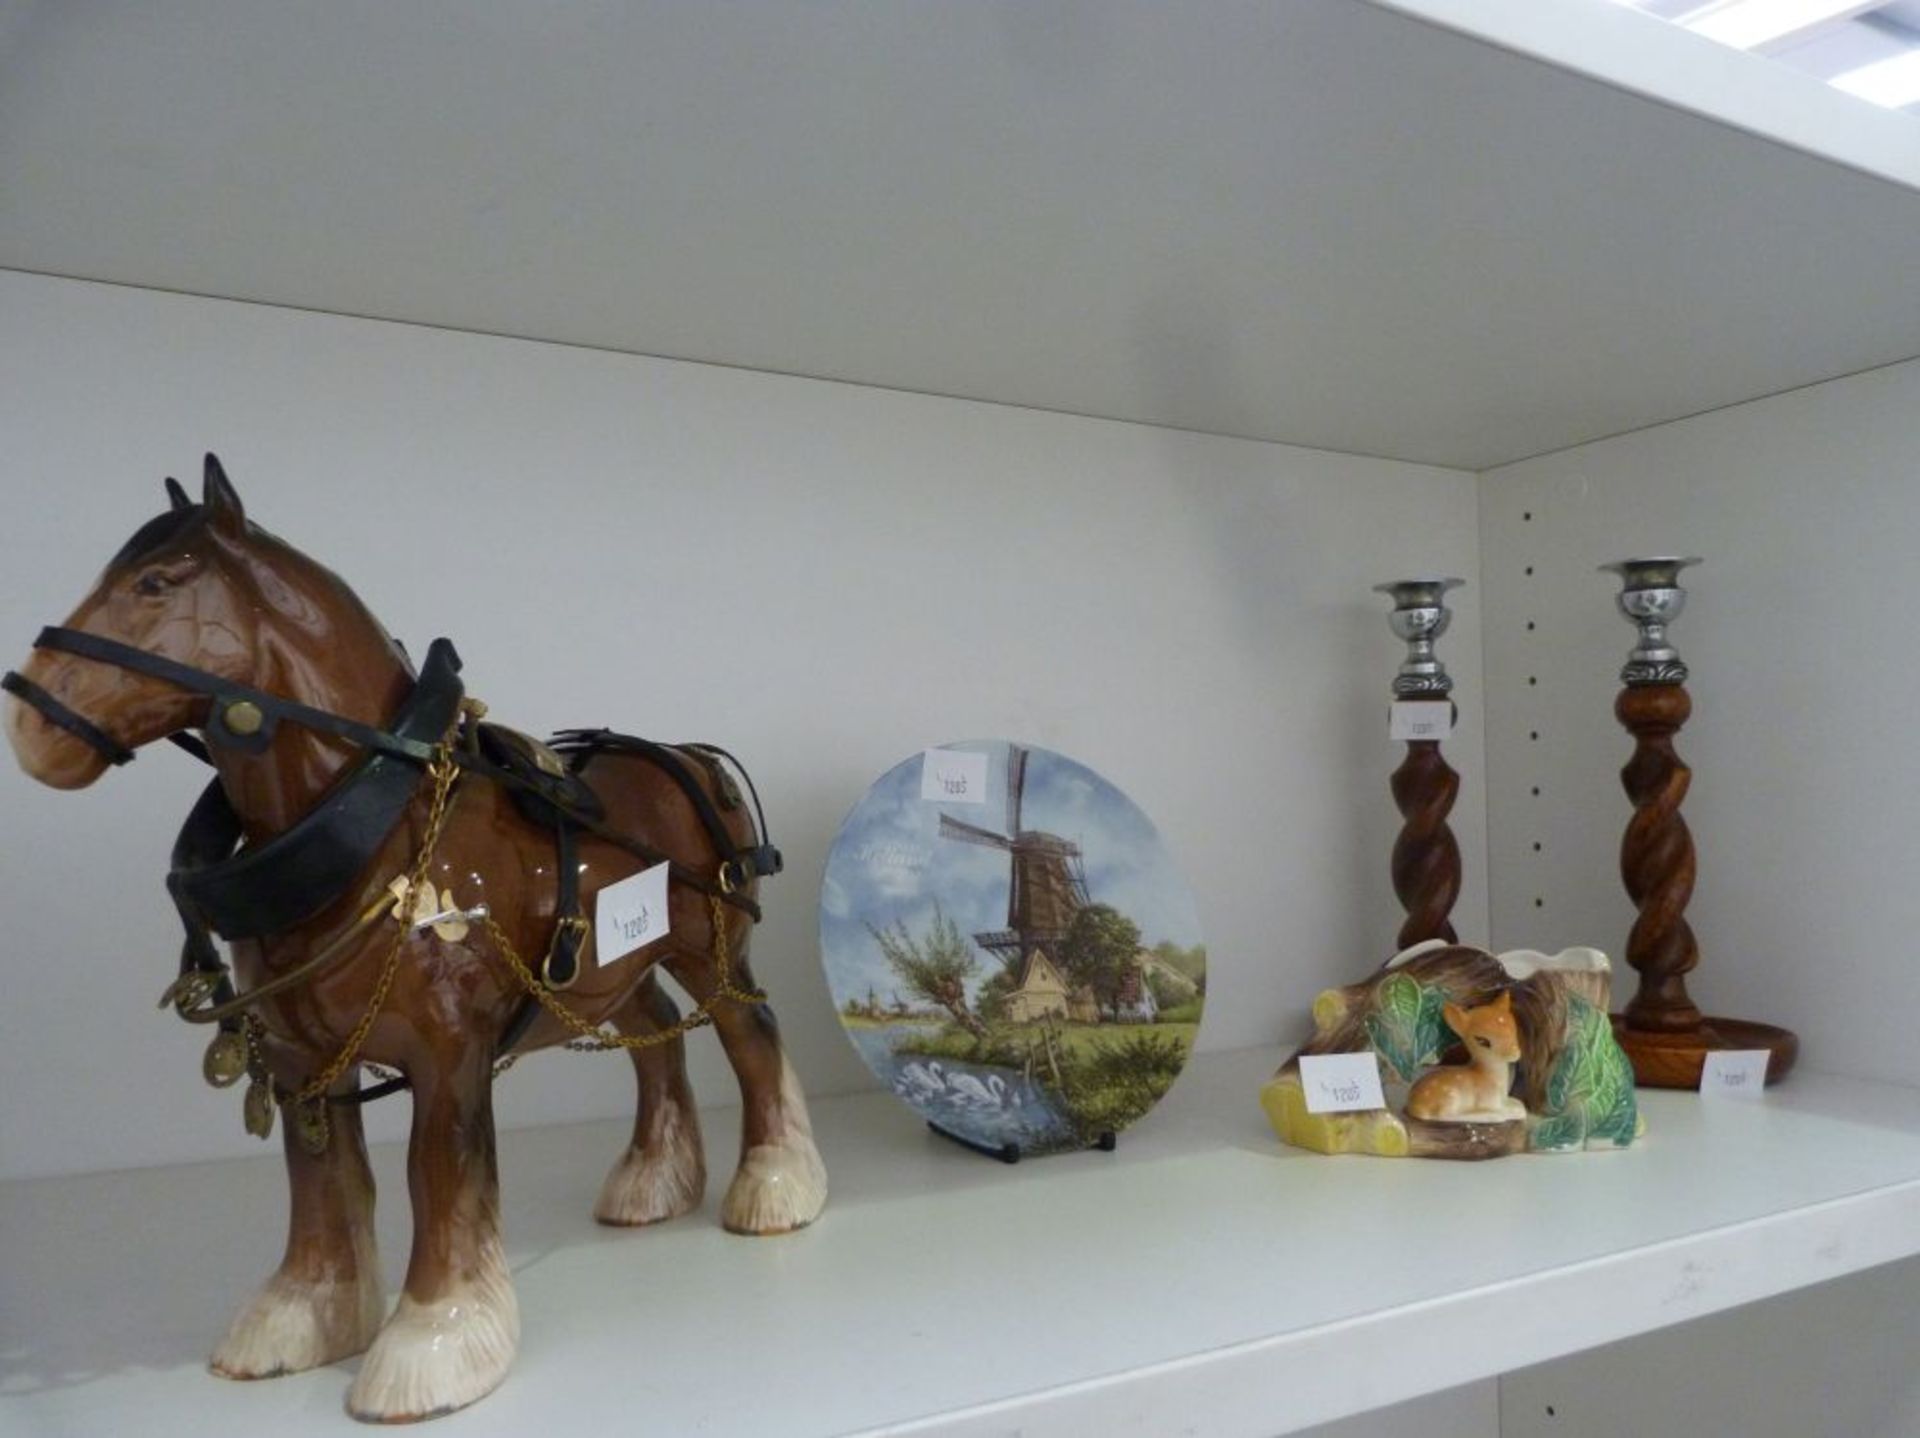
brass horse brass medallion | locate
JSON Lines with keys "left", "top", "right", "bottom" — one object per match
{"left": 242, "top": 1078, "right": 275, "bottom": 1140}
{"left": 223, "top": 699, "right": 265, "bottom": 736}
{"left": 292, "top": 1097, "right": 331, "bottom": 1157}
{"left": 202, "top": 1030, "right": 249, "bottom": 1087}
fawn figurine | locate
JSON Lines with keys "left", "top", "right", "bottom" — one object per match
{"left": 1405, "top": 989, "right": 1526, "bottom": 1123}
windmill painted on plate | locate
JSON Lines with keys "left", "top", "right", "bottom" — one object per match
{"left": 821, "top": 738, "right": 1208, "bottom": 1158}
{"left": 938, "top": 745, "right": 1096, "bottom": 1023}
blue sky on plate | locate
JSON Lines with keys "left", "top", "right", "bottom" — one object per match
{"left": 820, "top": 740, "right": 1204, "bottom": 1007}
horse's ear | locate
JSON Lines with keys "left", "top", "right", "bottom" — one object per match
{"left": 164, "top": 476, "right": 191, "bottom": 511}
{"left": 202, "top": 453, "right": 246, "bottom": 535}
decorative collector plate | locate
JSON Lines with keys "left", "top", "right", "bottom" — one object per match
{"left": 820, "top": 740, "right": 1206, "bottom": 1157}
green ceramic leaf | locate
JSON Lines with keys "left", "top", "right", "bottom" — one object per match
{"left": 1413, "top": 983, "right": 1454, "bottom": 1070}
{"left": 1365, "top": 972, "right": 1426, "bottom": 1082}
{"left": 1378, "top": 972, "right": 1421, "bottom": 1029}
{"left": 1529, "top": 1112, "right": 1586, "bottom": 1153}
{"left": 1535, "top": 995, "right": 1639, "bottom": 1152}
{"left": 1546, "top": 1003, "right": 1582, "bottom": 1111}
{"left": 1588, "top": 1037, "right": 1640, "bottom": 1146}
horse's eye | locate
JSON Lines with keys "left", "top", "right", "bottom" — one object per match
{"left": 1476, "top": 1036, "right": 1492, "bottom": 1048}
{"left": 132, "top": 562, "right": 195, "bottom": 597}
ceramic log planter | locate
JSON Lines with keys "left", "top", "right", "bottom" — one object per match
{"left": 1262, "top": 941, "right": 1644, "bottom": 1160}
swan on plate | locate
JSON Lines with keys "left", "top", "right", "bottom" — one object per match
{"left": 947, "top": 1071, "right": 1016, "bottom": 1109}
{"left": 896, "top": 1060, "right": 946, "bottom": 1098}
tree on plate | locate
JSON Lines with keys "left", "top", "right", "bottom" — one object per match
{"left": 976, "top": 966, "right": 1018, "bottom": 1025}
{"left": 868, "top": 905, "right": 985, "bottom": 1038}
{"left": 1060, "top": 904, "right": 1143, "bottom": 1021}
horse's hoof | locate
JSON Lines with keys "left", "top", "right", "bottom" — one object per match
{"left": 345, "top": 1253, "right": 518, "bottom": 1423}
{"left": 720, "top": 1057, "right": 828, "bottom": 1235}
{"left": 720, "top": 1137, "right": 828, "bottom": 1235}
{"left": 209, "top": 1268, "right": 384, "bottom": 1379}
{"left": 594, "top": 1110, "right": 706, "bottom": 1227}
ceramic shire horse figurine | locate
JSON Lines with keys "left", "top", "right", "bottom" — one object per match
{"left": 3, "top": 458, "right": 827, "bottom": 1422}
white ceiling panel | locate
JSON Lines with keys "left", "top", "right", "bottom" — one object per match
{"left": 1, "top": 0, "right": 1916, "bottom": 470}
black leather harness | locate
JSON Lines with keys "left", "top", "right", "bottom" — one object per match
{"left": 3, "top": 626, "right": 782, "bottom": 1103}
{"left": 171, "top": 638, "right": 468, "bottom": 940}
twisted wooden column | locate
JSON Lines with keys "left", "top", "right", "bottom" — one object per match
{"left": 1615, "top": 684, "right": 1702, "bottom": 1033}
{"left": 1375, "top": 577, "right": 1465, "bottom": 952}
{"left": 1389, "top": 725, "right": 1460, "bottom": 950}
{"left": 1602, "top": 556, "right": 1797, "bottom": 1088}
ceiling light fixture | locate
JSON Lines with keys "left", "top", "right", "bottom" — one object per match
{"left": 1683, "top": 0, "right": 1878, "bottom": 50}
{"left": 1829, "top": 47, "right": 1920, "bottom": 104}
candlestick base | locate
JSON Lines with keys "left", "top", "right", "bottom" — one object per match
{"left": 1610, "top": 1015, "right": 1799, "bottom": 1089}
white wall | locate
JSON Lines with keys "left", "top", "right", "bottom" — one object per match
{"left": 5, "top": 272, "right": 1918, "bottom": 1438}
{"left": 1479, "top": 357, "right": 1920, "bottom": 1089}
{"left": 0, "top": 272, "right": 1485, "bottom": 1180}
{"left": 1501, "top": 1256, "right": 1920, "bottom": 1438}
{"left": 1476, "top": 352, "right": 1920, "bottom": 1438}
{"left": 1299, "top": 1380, "right": 1497, "bottom": 1438}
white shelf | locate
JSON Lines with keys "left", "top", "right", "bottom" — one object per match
{"left": 2, "top": 3, "right": 1917, "bottom": 469}
{"left": 6, "top": 1048, "right": 1919, "bottom": 1437}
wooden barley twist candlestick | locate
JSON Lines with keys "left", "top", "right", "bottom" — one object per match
{"left": 1390, "top": 739, "right": 1461, "bottom": 949}
{"left": 1616, "top": 681, "right": 1701, "bottom": 1031}
{"left": 1376, "top": 578, "right": 1464, "bottom": 950}
{"left": 1603, "top": 557, "right": 1797, "bottom": 1088}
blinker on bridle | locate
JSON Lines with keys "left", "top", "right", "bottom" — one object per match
{"left": 2, "top": 625, "right": 447, "bottom": 769}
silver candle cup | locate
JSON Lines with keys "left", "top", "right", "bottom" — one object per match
{"left": 1374, "top": 577, "right": 1465, "bottom": 697}
{"left": 1601, "top": 556, "right": 1701, "bottom": 686}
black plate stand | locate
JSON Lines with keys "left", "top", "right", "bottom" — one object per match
{"left": 926, "top": 1120, "right": 1117, "bottom": 1163}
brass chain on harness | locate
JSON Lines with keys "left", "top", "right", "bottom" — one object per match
{"left": 477, "top": 892, "right": 765, "bottom": 1053}
{"left": 266, "top": 744, "right": 463, "bottom": 1153}
{"left": 215, "top": 720, "right": 762, "bottom": 1151}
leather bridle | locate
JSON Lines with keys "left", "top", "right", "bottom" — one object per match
{"left": 4, "top": 619, "right": 779, "bottom": 939}
{"left": 5, "top": 624, "right": 447, "bottom": 768}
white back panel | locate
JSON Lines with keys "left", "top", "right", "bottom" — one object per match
{"left": 1481, "top": 358, "right": 1920, "bottom": 1086}
{"left": 0, "top": 272, "right": 1484, "bottom": 1178}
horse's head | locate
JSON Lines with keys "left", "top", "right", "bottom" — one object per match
{"left": 7, "top": 455, "right": 269, "bottom": 789}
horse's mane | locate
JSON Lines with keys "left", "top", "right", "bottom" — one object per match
{"left": 109, "top": 505, "right": 202, "bottom": 570}
{"left": 105, "top": 501, "right": 406, "bottom": 679}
